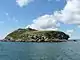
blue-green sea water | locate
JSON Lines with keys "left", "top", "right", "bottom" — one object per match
{"left": 0, "top": 41, "right": 80, "bottom": 60}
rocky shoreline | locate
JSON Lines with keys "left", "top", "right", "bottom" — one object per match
{"left": 1, "top": 39, "right": 77, "bottom": 42}
{"left": 2, "top": 39, "right": 68, "bottom": 42}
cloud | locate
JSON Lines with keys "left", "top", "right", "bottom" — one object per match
{"left": 26, "top": 14, "right": 60, "bottom": 30}
{"left": 57, "top": 0, "right": 80, "bottom": 25}
{"left": 66, "top": 29, "right": 74, "bottom": 36}
{"left": 26, "top": 0, "right": 80, "bottom": 31}
{"left": 16, "top": 0, "right": 34, "bottom": 7}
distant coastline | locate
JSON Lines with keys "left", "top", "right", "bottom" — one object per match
{"left": 3, "top": 28, "right": 70, "bottom": 42}
{"left": 2, "top": 28, "right": 79, "bottom": 42}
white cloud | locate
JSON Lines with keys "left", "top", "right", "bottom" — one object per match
{"left": 16, "top": 0, "right": 34, "bottom": 7}
{"left": 26, "top": 0, "right": 80, "bottom": 31}
{"left": 66, "top": 29, "right": 74, "bottom": 36}
{"left": 51, "top": 0, "right": 80, "bottom": 25}
{"left": 57, "top": 0, "right": 80, "bottom": 25}
{"left": 26, "top": 14, "right": 60, "bottom": 30}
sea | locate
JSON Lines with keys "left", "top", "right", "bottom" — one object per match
{"left": 0, "top": 40, "right": 80, "bottom": 60}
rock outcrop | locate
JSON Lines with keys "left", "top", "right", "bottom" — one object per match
{"left": 4, "top": 28, "right": 70, "bottom": 42}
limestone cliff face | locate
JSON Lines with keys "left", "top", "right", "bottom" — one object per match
{"left": 5, "top": 28, "right": 70, "bottom": 42}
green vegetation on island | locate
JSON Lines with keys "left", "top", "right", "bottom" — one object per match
{"left": 4, "top": 28, "right": 70, "bottom": 42}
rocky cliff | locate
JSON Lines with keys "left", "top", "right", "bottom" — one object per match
{"left": 5, "top": 28, "right": 70, "bottom": 42}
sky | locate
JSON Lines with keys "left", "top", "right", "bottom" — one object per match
{"left": 0, "top": 0, "right": 80, "bottom": 39}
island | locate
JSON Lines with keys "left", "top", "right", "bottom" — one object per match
{"left": 4, "top": 28, "right": 70, "bottom": 42}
